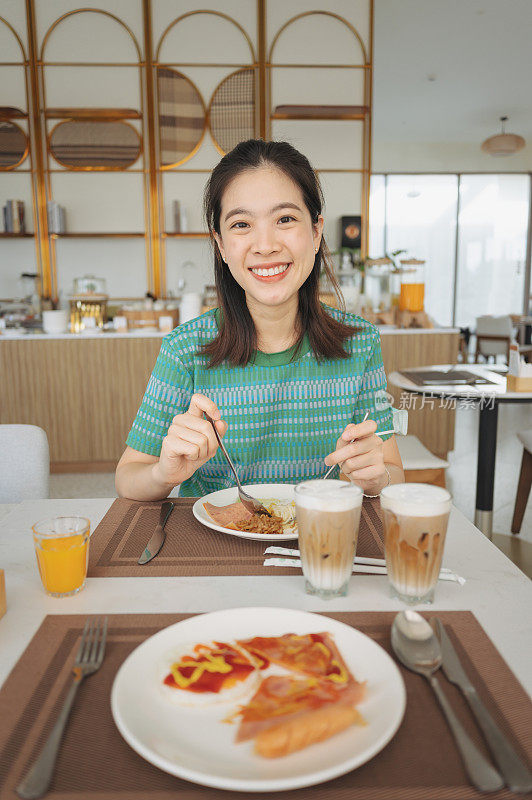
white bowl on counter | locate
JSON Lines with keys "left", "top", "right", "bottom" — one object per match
{"left": 42, "top": 309, "right": 69, "bottom": 334}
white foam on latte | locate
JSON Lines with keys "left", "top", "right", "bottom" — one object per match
{"left": 295, "top": 479, "right": 363, "bottom": 512}
{"left": 380, "top": 482, "right": 451, "bottom": 517}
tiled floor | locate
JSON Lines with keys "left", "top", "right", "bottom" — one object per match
{"left": 50, "top": 404, "right": 532, "bottom": 574}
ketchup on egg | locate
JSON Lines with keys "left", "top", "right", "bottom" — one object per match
{"left": 164, "top": 642, "right": 259, "bottom": 694}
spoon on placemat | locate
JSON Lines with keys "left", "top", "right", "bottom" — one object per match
{"left": 391, "top": 610, "right": 504, "bottom": 793}
{"left": 205, "top": 413, "right": 271, "bottom": 517}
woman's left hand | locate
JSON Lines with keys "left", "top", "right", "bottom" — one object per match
{"left": 324, "top": 419, "right": 388, "bottom": 495}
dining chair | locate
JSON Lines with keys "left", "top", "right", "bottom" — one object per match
{"left": 511, "top": 429, "right": 532, "bottom": 534}
{"left": 0, "top": 424, "right": 50, "bottom": 502}
{"left": 458, "top": 326, "right": 472, "bottom": 363}
{"left": 396, "top": 435, "right": 449, "bottom": 488}
{"left": 474, "top": 315, "right": 514, "bottom": 363}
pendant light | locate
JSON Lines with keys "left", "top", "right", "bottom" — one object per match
{"left": 481, "top": 116, "right": 525, "bottom": 156}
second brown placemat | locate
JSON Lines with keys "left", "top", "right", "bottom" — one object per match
{"left": 1, "top": 611, "right": 530, "bottom": 800}
{"left": 88, "top": 496, "right": 384, "bottom": 577}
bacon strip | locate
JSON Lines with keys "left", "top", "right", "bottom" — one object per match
{"left": 236, "top": 674, "right": 363, "bottom": 743}
{"left": 203, "top": 500, "right": 253, "bottom": 529}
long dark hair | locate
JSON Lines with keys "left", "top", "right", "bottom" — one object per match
{"left": 202, "top": 139, "right": 357, "bottom": 367}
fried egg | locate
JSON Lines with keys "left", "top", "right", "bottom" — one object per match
{"left": 158, "top": 641, "right": 262, "bottom": 708}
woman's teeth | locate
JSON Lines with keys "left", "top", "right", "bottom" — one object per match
{"left": 250, "top": 264, "right": 290, "bottom": 277}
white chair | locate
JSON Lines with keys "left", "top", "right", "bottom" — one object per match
{"left": 396, "top": 435, "right": 449, "bottom": 488}
{"left": 474, "top": 315, "right": 513, "bottom": 363}
{"left": 0, "top": 425, "right": 50, "bottom": 502}
{"left": 511, "top": 429, "right": 532, "bottom": 534}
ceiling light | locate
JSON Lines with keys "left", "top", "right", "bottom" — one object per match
{"left": 481, "top": 116, "right": 525, "bottom": 156}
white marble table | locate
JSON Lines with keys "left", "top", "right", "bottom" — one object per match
{"left": 0, "top": 497, "right": 531, "bottom": 697}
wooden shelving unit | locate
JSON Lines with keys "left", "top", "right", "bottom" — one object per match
{"left": 0, "top": 3, "right": 373, "bottom": 299}
{"left": 50, "top": 232, "right": 145, "bottom": 239}
{"left": 45, "top": 108, "right": 141, "bottom": 120}
{"left": 0, "top": 106, "right": 28, "bottom": 120}
{"left": 163, "top": 232, "right": 209, "bottom": 239}
{"left": 271, "top": 104, "right": 368, "bottom": 120}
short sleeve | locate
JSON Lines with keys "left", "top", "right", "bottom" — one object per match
{"left": 125, "top": 336, "right": 194, "bottom": 456}
{"left": 353, "top": 330, "right": 394, "bottom": 440}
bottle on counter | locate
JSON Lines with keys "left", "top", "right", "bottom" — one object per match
{"left": 399, "top": 259, "right": 425, "bottom": 312}
{"left": 364, "top": 258, "right": 393, "bottom": 313}
{"left": 337, "top": 269, "right": 361, "bottom": 314}
{"left": 179, "top": 292, "right": 202, "bottom": 324}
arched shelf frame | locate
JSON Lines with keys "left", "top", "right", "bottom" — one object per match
{"left": 155, "top": 11, "right": 257, "bottom": 160}
{"left": 0, "top": 17, "right": 30, "bottom": 170}
{"left": 153, "top": 11, "right": 258, "bottom": 297}
{"left": 40, "top": 9, "right": 142, "bottom": 63}
{"left": 0, "top": 15, "right": 27, "bottom": 62}
{"left": 155, "top": 10, "right": 256, "bottom": 64}
{"left": 38, "top": 9, "right": 147, "bottom": 303}
{"left": 268, "top": 11, "right": 368, "bottom": 66}
{"left": 268, "top": 9, "right": 372, "bottom": 259}
{"left": 39, "top": 10, "right": 145, "bottom": 170}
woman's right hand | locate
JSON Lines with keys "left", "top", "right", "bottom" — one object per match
{"left": 152, "top": 393, "right": 228, "bottom": 488}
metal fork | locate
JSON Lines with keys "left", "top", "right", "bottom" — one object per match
{"left": 205, "top": 413, "right": 271, "bottom": 516}
{"left": 324, "top": 411, "right": 370, "bottom": 479}
{"left": 17, "top": 617, "right": 108, "bottom": 800}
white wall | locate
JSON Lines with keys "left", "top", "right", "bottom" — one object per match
{"left": 373, "top": 142, "right": 532, "bottom": 174}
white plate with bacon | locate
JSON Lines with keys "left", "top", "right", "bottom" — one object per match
{"left": 192, "top": 483, "right": 299, "bottom": 540}
{"left": 111, "top": 606, "right": 406, "bottom": 793}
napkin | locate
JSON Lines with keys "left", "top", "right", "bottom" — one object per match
{"left": 263, "top": 547, "right": 466, "bottom": 585}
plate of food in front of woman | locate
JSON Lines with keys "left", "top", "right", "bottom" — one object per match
{"left": 192, "top": 482, "right": 298, "bottom": 540}
{"left": 111, "top": 606, "right": 406, "bottom": 792}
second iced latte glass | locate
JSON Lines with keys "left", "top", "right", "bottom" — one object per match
{"left": 380, "top": 483, "right": 452, "bottom": 604}
{"left": 295, "top": 480, "right": 363, "bottom": 599}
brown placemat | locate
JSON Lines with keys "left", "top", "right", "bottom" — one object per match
{"left": 88, "top": 497, "right": 384, "bottom": 577}
{"left": 0, "top": 611, "right": 530, "bottom": 800}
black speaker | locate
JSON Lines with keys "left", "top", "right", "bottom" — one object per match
{"left": 340, "top": 215, "right": 361, "bottom": 249}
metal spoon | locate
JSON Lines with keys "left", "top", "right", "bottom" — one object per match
{"left": 391, "top": 610, "right": 504, "bottom": 793}
{"left": 204, "top": 413, "right": 270, "bottom": 516}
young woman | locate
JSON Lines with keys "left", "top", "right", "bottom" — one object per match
{"left": 115, "top": 139, "right": 404, "bottom": 500}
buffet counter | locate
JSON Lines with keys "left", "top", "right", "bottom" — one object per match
{"left": 0, "top": 326, "right": 459, "bottom": 470}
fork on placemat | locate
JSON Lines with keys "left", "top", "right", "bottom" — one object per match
{"left": 17, "top": 617, "right": 108, "bottom": 800}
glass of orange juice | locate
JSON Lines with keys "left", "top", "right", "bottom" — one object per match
{"left": 32, "top": 516, "right": 90, "bottom": 597}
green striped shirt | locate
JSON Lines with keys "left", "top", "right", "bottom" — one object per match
{"left": 126, "top": 307, "right": 393, "bottom": 496}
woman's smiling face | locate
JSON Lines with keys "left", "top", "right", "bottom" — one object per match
{"left": 214, "top": 166, "right": 323, "bottom": 310}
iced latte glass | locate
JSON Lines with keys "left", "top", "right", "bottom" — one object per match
{"left": 380, "top": 483, "right": 452, "bottom": 604}
{"left": 295, "top": 480, "right": 363, "bottom": 599}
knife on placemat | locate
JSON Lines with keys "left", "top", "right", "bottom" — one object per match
{"left": 434, "top": 618, "right": 532, "bottom": 793}
{"left": 138, "top": 501, "right": 174, "bottom": 565}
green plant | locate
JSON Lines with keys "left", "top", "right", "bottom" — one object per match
{"left": 383, "top": 249, "right": 407, "bottom": 270}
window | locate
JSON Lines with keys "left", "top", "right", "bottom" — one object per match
{"left": 455, "top": 175, "right": 530, "bottom": 327}
{"left": 369, "top": 173, "right": 531, "bottom": 327}
{"left": 384, "top": 175, "right": 458, "bottom": 326}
